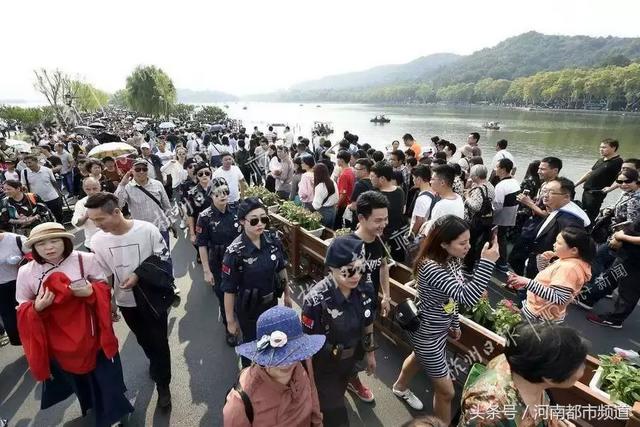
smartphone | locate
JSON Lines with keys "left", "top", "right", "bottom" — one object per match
{"left": 522, "top": 189, "right": 531, "bottom": 197}
{"left": 69, "top": 278, "right": 88, "bottom": 290}
{"left": 488, "top": 226, "right": 499, "bottom": 248}
{"left": 611, "top": 220, "right": 632, "bottom": 231}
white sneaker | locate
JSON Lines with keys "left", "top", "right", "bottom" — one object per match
{"left": 392, "top": 387, "right": 423, "bottom": 410}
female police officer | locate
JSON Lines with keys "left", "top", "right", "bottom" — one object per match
{"left": 196, "top": 177, "right": 242, "bottom": 346}
{"left": 302, "top": 236, "right": 377, "bottom": 426}
{"left": 220, "top": 197, "right": 292, "bottom": 367}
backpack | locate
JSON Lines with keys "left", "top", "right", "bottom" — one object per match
{"left": 471, "top": 185, "right": 494, "bottom": 227}
{"left": 405, "top": 191, "right": 440, "bottom": 263}
{"left": 15, "top": 235, "right": 32, "bottom": 267}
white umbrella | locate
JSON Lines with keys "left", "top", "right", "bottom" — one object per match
{"left": 88, "top": 142, "right": 137, "bottom": 159}
{"left": 89, "top": 122, "right": 106, "bottom": 129}
{"left": 159, "top": 121, "right": 176, "bottom": 129}
{"left": 6, "top": 139, "right": 32, "bottom": 152}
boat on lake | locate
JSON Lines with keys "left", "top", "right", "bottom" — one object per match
{"left": 370, "top": 114, "right": 390, "bottom": 123}
{"left": 483, "top": 121, "right": 500, "bottom": 130}
{"left": 312, "top": 121, "right": 333, "bottom": 137}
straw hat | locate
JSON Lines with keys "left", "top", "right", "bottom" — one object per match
{"left": 25, "top": 222, "right": 74, "bottom": 249}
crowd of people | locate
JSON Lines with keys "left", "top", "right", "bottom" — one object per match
{"left": 0, "top": 117, "right": 638, "bottom": 426}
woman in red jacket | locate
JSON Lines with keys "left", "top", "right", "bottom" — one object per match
{"left": 16, "top": 222, "right": 133, "bottom": 427}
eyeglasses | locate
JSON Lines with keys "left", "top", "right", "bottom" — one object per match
{"left": 339, "top": 262, "right": 365, "bottom": 279}
{"left": 134, "top": 167, "right": 148, "bottom": 172}
{"left": 548, "top": 191, "right": 567, "bottom": 196}
{"left": 248, "top": 216, "right": 270, "bottom": 226}
{"left": 197, "top": 170, "right": 211, "bottom": 177}
{"left": 616, "top": 179, "right": 633, "bottom": 184}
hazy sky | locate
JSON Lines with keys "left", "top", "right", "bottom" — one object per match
{"left": 2, "top": 0, "right": 639, "bottom": 100}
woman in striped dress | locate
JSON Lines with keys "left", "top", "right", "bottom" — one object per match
{"left": 392, "top": 215, "right": 499, "bottom": 424}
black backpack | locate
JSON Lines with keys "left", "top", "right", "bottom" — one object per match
{"left": 471, "top": 185, "right": 494, "bottom": 227}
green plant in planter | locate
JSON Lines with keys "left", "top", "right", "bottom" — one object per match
{"left": 245, "top": 186, "right": 280, "bottom": 207}
{"left": 598, "top": 354, "right": 640, "bottom": 406}
{"left": 493, "top": 299, "right": 522, "bottom": 337}
{"left": 461, "top": 296, "right": 495, "bottom": 329}
{"left": 334, "top": 228, "right": 353, "bottom": 237}
{"left": 278, "top": 201, "right": 322, "bottom": 230}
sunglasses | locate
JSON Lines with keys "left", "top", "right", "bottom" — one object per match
{"left": 616, "top": 179, "right": 633, "bottom": 184}
{"left": 197, "top": 170, "right": 211, "bottom": 177}
{"left": 134, "top": 167, "right": 148, "bottom": 172}
{"left": 213, "top": 188, "right": 230, "bottom": 197}
{"left": 339, "top": 262, "right": 365, "bottom": 279}
{"left": 248, "top": 216, "right": 270, "bottom": 227}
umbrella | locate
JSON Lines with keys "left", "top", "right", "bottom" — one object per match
{"left": 136, "top": 117, "right": 151, "bottom": 122}
{"left": 134, "top": 123, "right": 146, "bottom": 131}
{"left": 89, "top": 122, "right": 106, "bottom": 129}
{"left": 88, "top": 142, "right": 137, "bottom": 159}
{"left": 6, "top": 139, "right": 32, "bottom": 152}
{"left": 159, "top": 121, "right": 176, "bottom": 129}
{"left": 95, "top": 132, "right": 123, "bottom": 143}
{"left": 73, "top": 125, "right": 94, "bottom": 135}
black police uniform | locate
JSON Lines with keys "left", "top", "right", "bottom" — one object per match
{"left": 195, "top": 204, "right": 242, "bottom": 326}
{"left": 185, "top": 184, "right": 211, "bottom": 222}
{"left": 220, "top": 230, "right": 288, "bottom": 366}
{"left": 302, "top": 275, "right": 375, "bottom": 426}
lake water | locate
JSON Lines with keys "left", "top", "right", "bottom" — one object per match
{"left": 222, "top": 102, "right": 640, "bottom": 190}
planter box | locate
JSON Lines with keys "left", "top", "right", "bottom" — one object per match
{"left": 267, "top": 205, "right": 279, "bottom": 214}
{"left": 589, "top": 366, "right": 631, "bottom": 408}
{"left": 304, "top": 226, "right": 325, "bottom": 238}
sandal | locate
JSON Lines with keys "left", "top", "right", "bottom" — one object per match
{"left": 0, "top": 333, "right": 9, "bottom": 347}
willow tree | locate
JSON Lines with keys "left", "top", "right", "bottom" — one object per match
{"left": 125, "top": 65, "right": 176, "bottom": 117}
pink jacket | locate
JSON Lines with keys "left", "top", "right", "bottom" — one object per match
{"left": 298, "top": 172, "right": 315, "bottom": 203}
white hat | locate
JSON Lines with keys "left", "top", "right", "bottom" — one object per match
{"left": 140, "top": 142, "right": 151, "bottom": 149}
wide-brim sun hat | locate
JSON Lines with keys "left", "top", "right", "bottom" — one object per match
{"left": 25, "top": 222, "right": 74, "bottom": 249}
{"left": 236, "top": 306, "right": 326, "bottom": 367}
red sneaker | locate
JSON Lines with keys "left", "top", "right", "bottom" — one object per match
{"left": 347, "top": 377, "right": 375, "bottom": 402}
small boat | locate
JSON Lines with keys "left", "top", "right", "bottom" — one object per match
{"left": 299, "top": 104, "right": 303, "bottom": 106}
{"left": 242, "top": 106, "right": 248, "bottom": 110}
{"left": 482, "top": 121, "right": 500, "bottom": 130}
{"left": 224, "top": 104, "right": 229, "bottom": 108}
{"left": 316, "top": 105, "right": 321, "bottom": 108}
{"left": 370, "top": 114, "right": 391, "bottom": 123}
{"left": 312, "top": 121, "right": 333, "bottom": 137}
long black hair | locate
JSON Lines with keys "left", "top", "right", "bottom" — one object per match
{"left": 560, "top": 227, "right": 596, "bottom": 264}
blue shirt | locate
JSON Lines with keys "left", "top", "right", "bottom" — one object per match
{"left": 220, "top": 230, "right": 288, "bottom": 295}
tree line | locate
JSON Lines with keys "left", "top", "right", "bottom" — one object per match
{"left": 276, "top": 63, "right": 640, "bottom": 111}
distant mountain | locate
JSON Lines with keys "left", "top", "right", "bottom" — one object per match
{"left": 262, "top": 32, "right": 640, "bottom": 102}
{"left": 428, "top": 31, "right": 640, "bottom": 85}
{"left": 177, "top": 88, "right": 238, "bottom": 103}
{"left": 291, "top": 53, "right": 461, "bottom": 91}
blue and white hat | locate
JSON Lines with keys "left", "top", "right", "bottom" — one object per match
{"left": 235, "top": 306, "right": 325, "bottom": 367}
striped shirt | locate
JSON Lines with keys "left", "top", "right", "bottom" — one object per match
{"left": 521, "top": 278, "right": 573, "bottom": 324}
{"left": 114, "top": 178, "right": 172, "bottom": 231}
{"left": 416, "top": 258, "right": 494, "bottom": 333}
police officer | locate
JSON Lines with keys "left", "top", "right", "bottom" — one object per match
{"left": 186, "top": 163, "right": 212, "bottom": 261}
{"left": 220, "top": 197, "right": 292, "bottom": 367}
{"left": 196, "top": 177, "right": 242, "bottom": 345}
{"left": 301, "top": 236, "right": 377, "bottom": 426}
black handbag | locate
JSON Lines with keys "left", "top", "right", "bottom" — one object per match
{"left": 394, "top": 298, "right": 421, "bottom": 332}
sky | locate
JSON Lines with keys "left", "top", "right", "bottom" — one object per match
{"left": 2, "top": 0, "right": 640, "bottom": 100}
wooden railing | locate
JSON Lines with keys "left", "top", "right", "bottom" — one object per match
{"left": 269, "top": 213, "right": 640, "bottom": 427}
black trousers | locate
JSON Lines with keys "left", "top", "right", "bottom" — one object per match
{"left": 0, "top": 281, "right": 20, "bottom": 345}
{"left": 120, "top": 305, "right": 171, "bottom": 386}
{"left": 313, "top": 349, "right": 357, "bottom": 427}
{"left": 497, "top": 225, "right": 511, "bottom": 267}
{"left": 582, "top": 190, "right": 606, "bottom": 222}
{"left": 601, "top": 260, "right": 640, "bottom": 323}
{"left": 464, "top": 223, "right": 491, "bottom": 272}
{"left": 45, "top": 197, "right": 64, "bottom": 223}
{"left": 237, "top": 299, "right": 277, "bottom": 368}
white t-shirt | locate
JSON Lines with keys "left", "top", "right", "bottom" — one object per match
{"left": 212, "top": 165, "right": 245, "bottom": 203}
{"left": 3, "top": 170, "right": 19, "bottom": 181}
{"left": 91, "top": 220, "right": 168, "bottom": 307}
{"left": 492, "top": 149, "right": 516, "bottom": 169}
{"left": 16, "top": 251, "right": 105, "bottom": 304}
{"left": 422, "top": 194, "right": 465, "bottom": 235}
{"left": 155, "top": 148, "right": 174, "bottom": 165}
{"left": 410, "top": 191, "right": 435, "bottom": 232}
{"left": 0, "top": 232, "right": 26, "bottom": 284}
{"left": 71, "top": 196, "right": 99, "bottom": 248}
{"left": 21, "top": 166, "right": 59, "bottom": 202}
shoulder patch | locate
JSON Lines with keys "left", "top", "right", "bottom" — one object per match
{"left": 301, "top": 314, "right": 314, "bottom": 329}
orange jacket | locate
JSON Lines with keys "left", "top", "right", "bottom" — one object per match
{"left": 17, "top": 272, "right": 118, "bottom": 381}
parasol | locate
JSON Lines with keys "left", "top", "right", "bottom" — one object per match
{"left": 6, "top": 139, "right": 33, "bottom": 153}
{"left": 95, "top": 132, "right": 123, "bottom": 143}
{"left": 159, "top": 121, "right": 176, "bottom": 129}
{"left": 89, "top": 122, "right": 106, "bottom": 129}
{"left": 88, "top": 142, "right": 137, "bottom": 159}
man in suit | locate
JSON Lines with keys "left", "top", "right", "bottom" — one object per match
{"left": 524, "top": 177, "right": 590, "bottom": 278}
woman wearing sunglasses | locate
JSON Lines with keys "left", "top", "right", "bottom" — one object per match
{"left": 301, "top": 236, "right": 377, "bottom": 426}
{"left": 220, "top": 197, "right": 291, "bottom": 366}
{"left": 392, "top": 215, "right": 499, "bottom": 425}
{"left": 196, "top": 177, "right": 242, "bottom": 345}
{"left": 185, "top": 163, "right": 213, "bottom": 254}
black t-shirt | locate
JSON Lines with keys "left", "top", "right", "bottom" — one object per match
{"left": 352, "top": 232, "right": 386, "bottom": 298}
{"left": 350, "top": 178, "right": 373, "bottom": 207}
{"left": 47, "top": 155, "right": 62, "bottom": 169}
{"left": 585, "top": 155, "right": 624, "bottom": 190}
{"left": 379, "top": 187, "right": 406, "bottom": 236}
